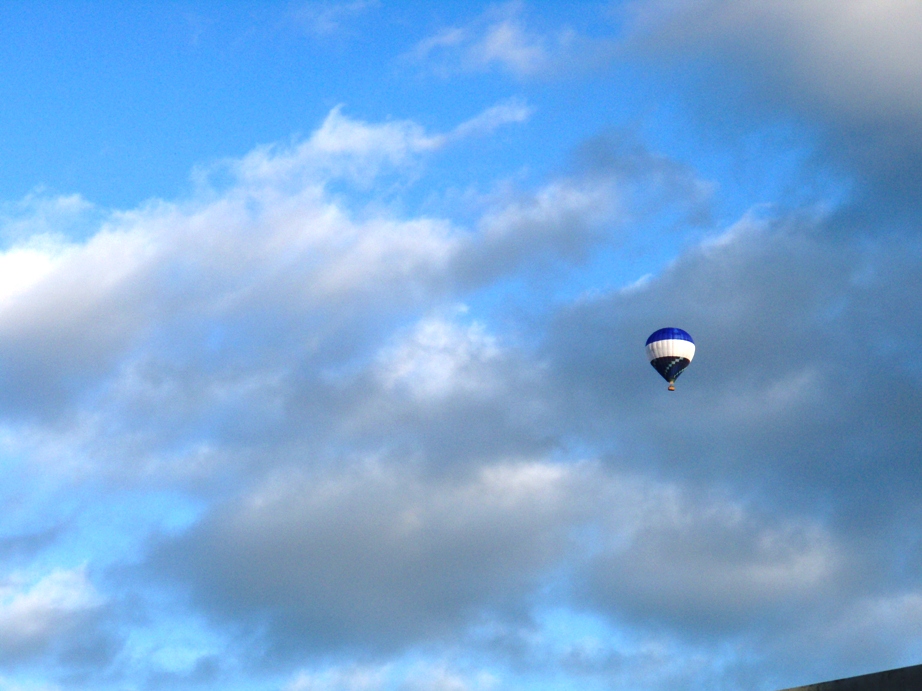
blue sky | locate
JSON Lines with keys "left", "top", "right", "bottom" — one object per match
{"left": 0, "top": 2, "right": 921, "bottom": 690}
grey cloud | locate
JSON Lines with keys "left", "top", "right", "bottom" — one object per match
{"left": 627, "top": 0, "right": 922, "bottom": 220}
{"left": 151, "top": 461, "right": 590, "bottom": 656}
{"left": 549, "top": 212, "right": 920, "bottom": 511}
{"left": 540, "top": 209, "right": 922, "bottom": 675}
{"left": 570, "top": 132, "right": 714, "bottom": 228}
{"left": 450, "top": 133, "right": 711, "bottom": 287}
{"left": 581, "top": 494, "right": 847, "bottom": 636}
{"left": 631, "top": 0, "right": 922, "bottom": 124}
{"left": 0, "top": 527, "right": 63, "bottom": 566}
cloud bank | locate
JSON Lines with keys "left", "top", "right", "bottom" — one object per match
{"left": 3, "top": 3, "right": 922, "bottom": 689}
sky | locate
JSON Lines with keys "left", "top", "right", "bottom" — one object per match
{"left": 0, "top": 1, "right": 921, "bottom": 690}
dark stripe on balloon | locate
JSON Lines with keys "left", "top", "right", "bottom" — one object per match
{"left": 650, "top": 356, "right": 691, "bottom": 383}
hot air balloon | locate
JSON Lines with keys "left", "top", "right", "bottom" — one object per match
{"left": 645, "top": 328, "right": 695, "bottom": 391}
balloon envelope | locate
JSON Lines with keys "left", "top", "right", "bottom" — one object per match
{"left": 645, "top": 328, "right": 695, "bottom": 389}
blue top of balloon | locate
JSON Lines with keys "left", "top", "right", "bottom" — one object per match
{"left": 646, "top": 327, "right": 694, "bottom": 345}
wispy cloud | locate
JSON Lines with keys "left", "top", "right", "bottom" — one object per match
{"left": 212, "top": 99, "right": 531, "bottom": 188}
{"left": 449, "top": 97, "right": 532, "bottom": 139}
{"left": 291, "top": 0, "right": 380, "bottom": 37}
{"left": 411, "top": 3, "right": 614, "bottom": 79}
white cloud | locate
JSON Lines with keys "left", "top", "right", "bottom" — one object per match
{"left": 404, "top": 665, "right": 498, "bottom": 691}
{"left": 0, "top": 242, "right": 67, "bottom": 307}
{"left": 469, "top": 18, "right": 551, "bottom": 76}
{"left": 0, "top": 678, "right": 61, "bottom": 691}
{"left": 287, "top": 664, "right": 388, "bottom": 691}
{"left": 286, "top": 661, "right": 498, "bottom": 691}
{"left": 376, "top": 315, "right": 501, "bottom": 400}
{"left": 306, "top": 106, "right": 442, "bottom": 166}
